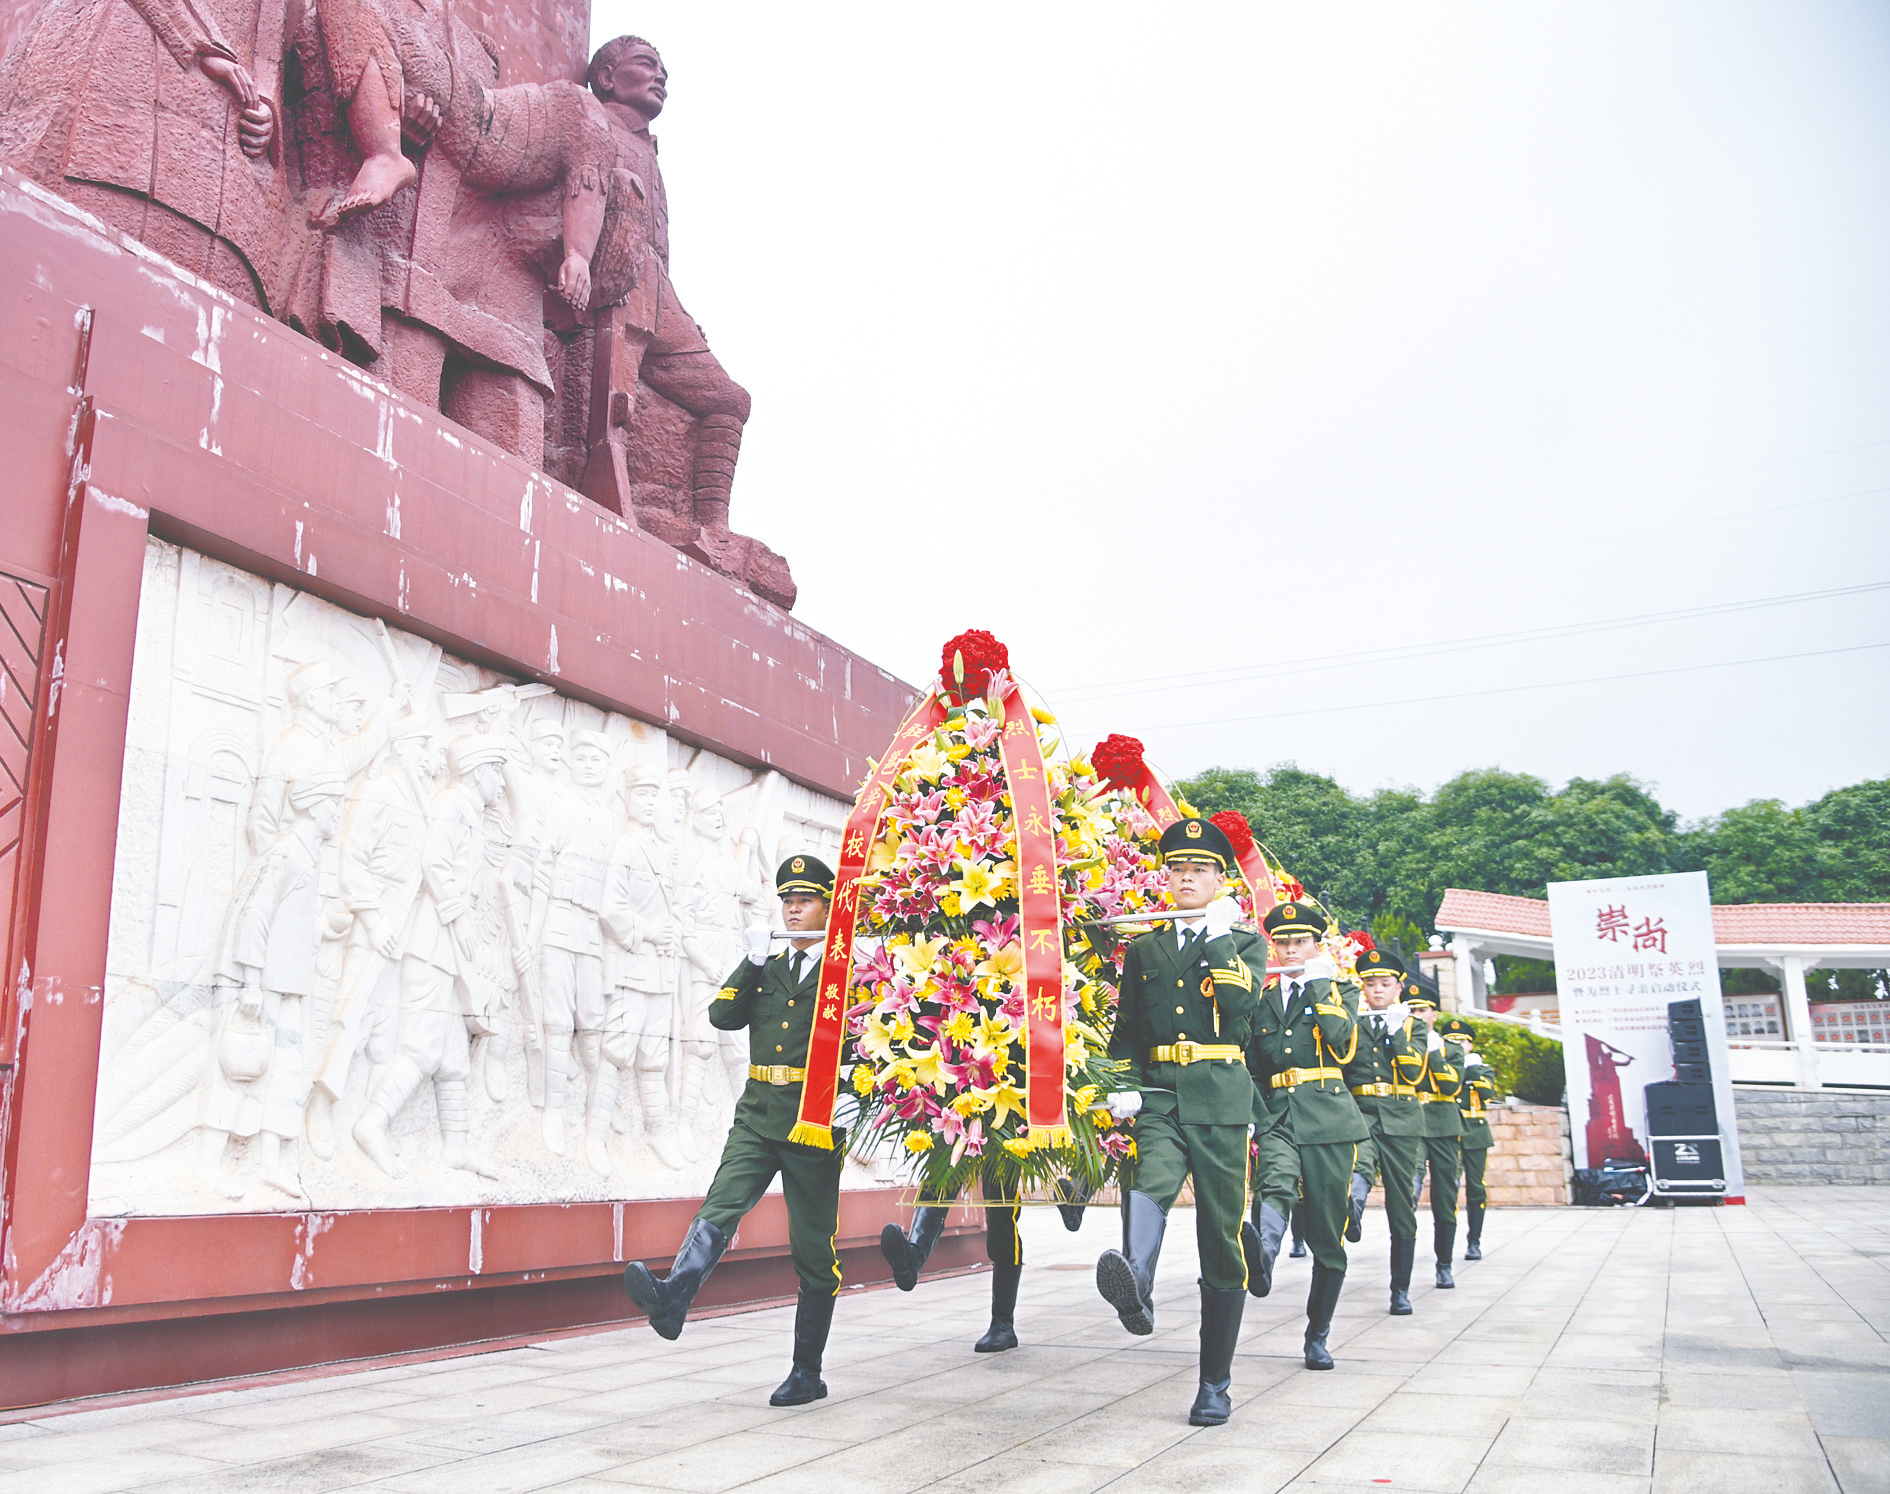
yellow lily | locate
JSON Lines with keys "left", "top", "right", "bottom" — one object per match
{"left": 909, "top": 1044, "right": 951, "bottom": 1093}
{"left": 985, "top": 1077, "right": 1028, "bottom": 1130}
{"left": 893, "top": 935, "right": 947, "bottom": 979}
{"left": 950, "top": 858, "right": 1003, "bottom": 913}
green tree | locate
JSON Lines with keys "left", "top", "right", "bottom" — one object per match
{"left": 1801, "top": 779, "right": 1890, "bottom": 901}
{"left": 1685, "top": 798, "right": 1828, "bottom": 901}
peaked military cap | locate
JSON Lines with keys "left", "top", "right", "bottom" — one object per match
{"left": 1354, "top": 947, "right": 1406, "bottom": 980}
{"left": 776, "top": 854, "right": 834, "bottom": 899}
{"left": 1262, "top": 899, "right": 1330, "bottom": 937}
{"left": 1159, "top": 816, "right": 1235, "bottom": 869}
{"left": 1434, "top": 1014, "right": 1474, "bottom": 1038}
{"left": 1403, "top": 980, "right": 1439, "bottom": 1010}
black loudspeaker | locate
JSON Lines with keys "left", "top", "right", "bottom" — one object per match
{"left": 1645, "top": 1081, "right": 1717, "bottom": 1137}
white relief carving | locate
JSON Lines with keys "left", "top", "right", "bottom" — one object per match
{"left": 90, "top": 539, "right": 870, "bottom": 1217}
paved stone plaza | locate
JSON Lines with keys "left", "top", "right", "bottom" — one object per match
{"left": 1, "top": 1186, "right": 1884, "bottom": 1493}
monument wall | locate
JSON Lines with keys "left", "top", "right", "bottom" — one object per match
{"left": 0, "top": 170, "right": 981, "bottom": 1409}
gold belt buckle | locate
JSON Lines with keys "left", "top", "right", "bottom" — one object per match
{"left": 769, "top": 1065, "right": 791, "bottom": 1085}
{"left": 1173, "top": 1041, "right": 1201, "bottom": 1065}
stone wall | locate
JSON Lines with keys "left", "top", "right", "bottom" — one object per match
{"left": 1733, "top": 1087, "right": 1890, "bottom": 1185}
{"left": 1368, "top": 1100, "right": 1572, "bottom": 1208}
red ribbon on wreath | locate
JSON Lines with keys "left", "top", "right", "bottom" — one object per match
{"left": 997, "top": 688, "right": 1071, "bottom": 1147}
{"left": 790, "top": 690, "right": 948, "bottom": 1149}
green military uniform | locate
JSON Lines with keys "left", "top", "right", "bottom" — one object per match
{"left": 1244, "top": 897, "right": 1368, "bottom": 1370}
{"left": 1096, "top": 816, "right": 1259, "bottom": 1427}
{"left": 623, "top": 856, "right": 845, "bottom": 1409}
{"left": 1343, "top": 948, "right": 1428, "bottom": 1314}
{"left": 1440, "top": 1015, "right": 1496, "bottom": 1260}
{"left": 700, "top": 940, "right": 846, "bottom": 1291}
{"left": 1407, "top": 984, "right": 1464, "bottom": 1288}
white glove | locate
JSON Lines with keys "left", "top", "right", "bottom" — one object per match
{"left": 1427, "top": 1031, "right": 1445, "bottom": 1054}
{"left": 743, "top": 924, "right": 772, "bottom": 965}
{"left": 1383, "top": 1003, "right": 1409, "bottom": 1029}
{"left": 1462, "top": 1050, "right": 1481, "bottom": 1068}
{"left": 1302, "top": 950, "right": 1339, "bottom": 981}
{"left": 1106, "top": 1090, "right": 1143, "bottom": 1121}
{"left": 1202, "top": 895, "right": 1239, "bottom": 941}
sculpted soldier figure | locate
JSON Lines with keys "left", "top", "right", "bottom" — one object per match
{"left": 250, "top": 661, "right": 405, "bottom": 855}
{"left": 202, "top": 769, "right": 348, "bottom": 1198}
{"left": 0, "top": 0, "right": 287, "bottom": 308}
{"left": 352, "top": 735, "right": 506, "bottom": 1180}
{"left": 1095, "top": 817, "right": 1258, "bottom": 1427}
{"left": 676, "top": 788, "right": 750, "bottom": 1156}
{"left": 1244, "top": 899, "right": 1369, "bottom": 1370}
{"left": 307, "top": 719, "right": 442, "bottom": 1159}
{"left": 527, "top": 729, "right": 617, "bottom": 1156}
{"left": 622, "top": 857, "right": 846, "bottom": 1408}
{"left": 1338, "top": 946, "right": 1429, "bottom": 1314}
{"left": 503, "top": 717, "right": 568, "bottom": 1107}
{"left": 599, "top": 764, "right": 685, "bottom": 1173}
{"left": 578, "top": 36, "right": 753, "bottom": 559}
{"left": 1407, "top": 984, "right": 1465, "bottom": 1287}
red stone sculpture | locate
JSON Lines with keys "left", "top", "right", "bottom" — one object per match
{"left": 0, "top": 4, "right": 793, "bottom": 607}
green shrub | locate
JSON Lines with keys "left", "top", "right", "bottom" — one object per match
{"left": 1461, "top": 1018, "right": 1565, "bottom": 1107}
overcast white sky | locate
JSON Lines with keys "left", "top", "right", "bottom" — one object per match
{"left": 588, "top": 1, "right": 1890, "bottom": 822}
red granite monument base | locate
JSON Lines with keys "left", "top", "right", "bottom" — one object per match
{"left": 0, "top": 172, "right": 979, "bottom": 1410}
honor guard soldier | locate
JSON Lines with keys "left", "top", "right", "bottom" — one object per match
{"left": 1341, "top": 947, "right": 1429, "bottom": 1313}
{"left": 622, "top": 856, "right": 846, "bottom": 1406}
{"left": 1405, "top": 984, "right": 1465, "bottom": 1288}
{"left": 1438, "top": 1015, "right": 1495, "bottom": 1259}
{"left": 1095, "top": 816, "right": 1259, "bottom": 1427}
{"left": 1243, "top": 899, "right": 1369, "bottom": 1369}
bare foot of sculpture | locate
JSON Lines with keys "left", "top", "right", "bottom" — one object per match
{"left": 353, "top": 1106, "right": 409, "bottom": 1179}
{"left": 195, "top": 1131, "right": 245, "bottom": 1199}
{"left": 541, "top": 1108, "right": 566, "bottom": 1156}
{"left": 306, "top": 1090, "right": 338, "bottom": 1160}
{"left": 442, "top": 1137, "right": 500, "bottom": 1179}
{"left": 312, "top": 152, "right": 417, "bottom": 227}
{"left": 557, "top": 252, "right": 592, "bottom": 310}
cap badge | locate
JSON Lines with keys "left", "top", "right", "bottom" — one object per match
{"left": 1185, "top": 822, "right": 1202, "bottom": 838}
{"left": 791, "top": 857, "right": 805, "bottom": 873}
{"left": 1282, "top": 906, "right": 1296, "bottom": 920}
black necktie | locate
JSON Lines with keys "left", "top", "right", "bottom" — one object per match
{"left": 1289, "top": 981, "right": 1301, "bottom": 1006}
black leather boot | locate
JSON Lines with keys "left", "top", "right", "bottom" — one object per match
{"left": 1434, "top": 1220, "right": 1456, "bottom": 1288}
{"left": 1289, "top": 1199, "right": 1308, "bottom": 1258}
{"left": 1303, "top": 1260, "right": 1344, "bottom": 1370}
{"left": 1345, "top": 1172, "right": 1369, "bottom": 1244}
{"left": 974, "top": 1262, "right": 1022, "bottom": 1352}
{"left": 769, "top": 1284, "right": 835, "bottom": 1405}
{"left": 880, "top": 1206, "right": 948, "bottom": 1292}
{"left": 1388, "top": 1236, "right": 1415, "bottom": 1315}
{"left": 1188, "top": 1280, "right": 1246, "bottom": 1426}
{"left": 1245, "top": 1200, "right": 1288, "bottom": 1300}
{"left": 624, "top": 1216, "right": 728, "bottom": 1341}
{"left": 1055, "top": 1175, "right": 1095, "bottom": 1232}
{"left": 1096, "top": 1189, "right": 1166, "bottom": 1335}
{"left": 1465, "top": 1204, "right": 1484, "bottom": 1260}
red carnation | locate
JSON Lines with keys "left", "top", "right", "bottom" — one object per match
{"left": 1209, "top": 810, "right": 1255, "bottom": 860}
{"left": 1090, "top": 733, "right": 1146, "bottom": 790}
{"left": 1347, "top": 930, "right": 1376, "bottom": 954}
{"left": 1280, "top": 876, "right": 1306, "bottom": 901}
{"left": 939, "top": 630, "right": 1010, "bottom": 703}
